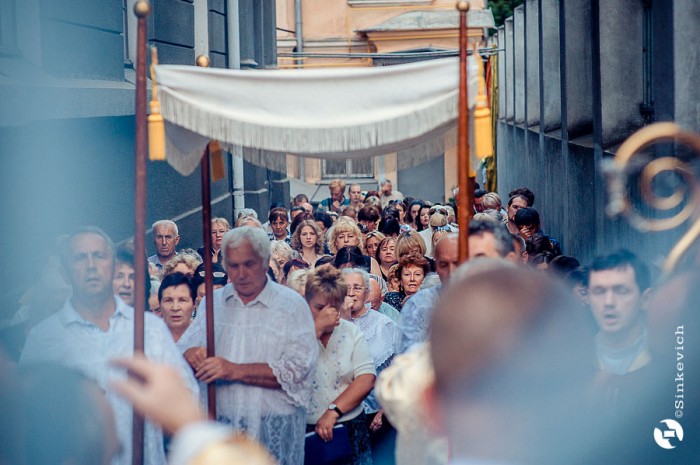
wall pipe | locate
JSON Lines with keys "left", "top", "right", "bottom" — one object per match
{"left": 227, "top": 0, "right": 245, "bottom": 216}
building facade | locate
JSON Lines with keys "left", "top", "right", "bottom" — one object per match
{"left": 0, "top": 0, "right": 283, "bottom": 308}
{"left": 275, "top": 0, "right": 494, "bottom": 203}
{"left": 495, "top": 0, "right": 700, "bottom": 264}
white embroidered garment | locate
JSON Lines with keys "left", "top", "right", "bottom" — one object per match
{"left": 349, "top": 305, "right": 399, "bottom": 414}
{"left": 20, "top": 297, "right": 198, "bottom": 465}
{"left": 350, "top": 304, "right": 400, "bottom": 369}
{"left": 154, "top": 56, "right": 480, "bottom": 175}
{"left": 307, "top": 319, "right": 376, "bottom": 424}
{"left": 177, "top": 280, "right": 318, "bottom": 465}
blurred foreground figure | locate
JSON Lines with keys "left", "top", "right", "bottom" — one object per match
{"left": 20, "top": 227, "right": 197, "bottom": 465}
{"left": 0, "top": 364, "right": 119, "bottom": 465}
{"left": 427, "top": 264, "right": 596, "bottom": 464}
{"left": 111, "top": 356, "right": 276, "bottom": 465}
{"left": 584, "top": 261, "right": 700, "bottom": 464}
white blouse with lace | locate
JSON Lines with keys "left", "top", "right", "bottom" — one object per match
{"left": 307, "top": 319, "right": 376, "bottom": 424}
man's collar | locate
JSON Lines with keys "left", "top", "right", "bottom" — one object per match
{"left": 58, "top": 300, "right": 84, "bottom": 326}
{"left": 58, "top": 295, "right": 131, "bottom": 326}
{"left": 223, "top": 278, "right": 274, "bottom": 307}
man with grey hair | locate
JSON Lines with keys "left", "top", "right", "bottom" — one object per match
{"left": 21, "top": 226, "right": 197, "bottom": 465}
{"left": 378, "top": 178, "right": 403, "bottom": 208}
{"left": 177, "top": 226, "right": 318, "bottom": 465}
{"left": 468, "top": 218, "right": 517, "bottom": 261}
{"left": 149, "top": 220, "right": 180, "bottom": 272}
{"left": 426, "top": 263, "right": 594, "bottom": 463}
{"left": 366, "top": 274, "right": 401, "bottom": 324}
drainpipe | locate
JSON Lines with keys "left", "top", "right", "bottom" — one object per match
{"left": 295, "top": 0, "right": 305, "bottom": 180}
{"left": 227, "top": 0, "right": 245, "bottom": 215}
{"left": 295, "top": 0, "right": 304, "bottom": 60}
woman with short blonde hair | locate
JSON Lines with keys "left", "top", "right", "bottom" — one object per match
{"left": 394, "top": 230, "right": 426, "bottom": 259}
{"left": 270, "top": 240, "right": 295, "bottom": 283}
{"left": 198, "top": 217, "right": 230, "bottom": 264}
{"left": 328, "top": 218, "right": 382, "bottom": 275}
{"left": 328, "top": 218, "right": 365, "bottom": 255}
{"left": 161, "top": 251, "right": 202, "bottom": 279}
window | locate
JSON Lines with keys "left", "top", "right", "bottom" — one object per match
{"left": 123, "top": 0, "right": 137, "bottom": 66}
{"left": 322, "top": 158, "right": 374, "bottom": 179}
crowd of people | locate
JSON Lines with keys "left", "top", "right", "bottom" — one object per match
{"left": 1, "top": 177, "right": 698, "bottom": 465}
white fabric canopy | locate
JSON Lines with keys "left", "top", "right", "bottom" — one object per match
{"left": 155, "top": 56, "right": 478, "bottom": 175}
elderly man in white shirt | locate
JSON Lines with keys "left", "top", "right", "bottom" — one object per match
{"left": 178, "top": 226, "right": 318, "bottom": 465}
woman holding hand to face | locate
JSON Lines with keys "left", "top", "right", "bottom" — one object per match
{"left": 304, "top": 266, "right": 376, "bottom": 465}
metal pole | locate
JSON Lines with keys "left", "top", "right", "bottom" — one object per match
{"left": 132, "top": 2, "right": 150, "bottom": 464}
{"left": 199, "top": 142, "right": 217, "bottom": 420}
{"left": 294, "top": 0, "right": 304, "bottom": 67}
{"left": 457, "top": 1, "right": 472, "bottom": 263}
{"left": 227, "top": 0, "right": 246, "bottom": 216}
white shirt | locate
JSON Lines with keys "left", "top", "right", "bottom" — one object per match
{"left": 178, "top": 279, "right": 318, "bottom": 465}
{"left": 307, "top": 319, "right": 376, "bottom": 424}
{"left": 21, "top": 296, "right": 198, "bottom": 465}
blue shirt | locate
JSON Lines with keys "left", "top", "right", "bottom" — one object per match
{"left": 398, "top": 285, "right": 442, "bottom": 353}
{"left": 20, "top": 296, "right": 198, "bottom": 465}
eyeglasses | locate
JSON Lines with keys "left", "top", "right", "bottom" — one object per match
{"left": 198, "top": 270, "right": 227, "bottom": 278}
{"left": 433, "top": 225, "right": 451, "bottom": 232}
{"left": 348, "top": 285, "right": 365, "bottom": 293}
{"left": 429, "top": 206, "right": 448, "bottom": 215}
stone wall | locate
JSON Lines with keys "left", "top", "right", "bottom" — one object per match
{"left": 496, "top": 0, "right": 699, "bottom": 266}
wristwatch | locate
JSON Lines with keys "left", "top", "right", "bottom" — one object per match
{"left": 328, "top": 403, "right": 344, "bottom": 417}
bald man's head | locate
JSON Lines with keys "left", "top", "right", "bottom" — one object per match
{"left": 429, "top": 264, "right": 594, "bottom": 462}
{"left": 434, "top": 233, "right": 459, "bottom": 284}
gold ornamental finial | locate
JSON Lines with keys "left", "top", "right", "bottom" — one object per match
{"left": 196, "top": 55, "right": 211, "bottom": 68}
{"left": 148, "top": 47, "right": 166, "bottom": 161}
{"left": 134, "top": 0, "right": 151, "bottom": 17}
{"left": 457, "top": 1, "right": 470, "bottom": 12}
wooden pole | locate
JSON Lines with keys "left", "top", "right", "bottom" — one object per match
{"left": 457, "top": 1, "right": 473, "bottom": 263}
{"left": 195, "top": 55, "right": 217, "bottom": 420}
{"left": 200, "top": 143, "right": 218, "bottom": 420}
{"left": 132, "top": 2, "right": 150, "bottom": 465}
